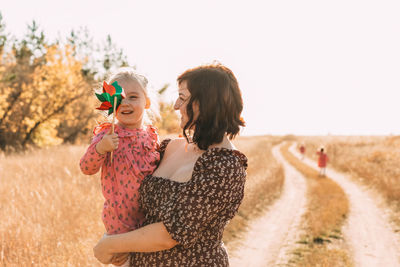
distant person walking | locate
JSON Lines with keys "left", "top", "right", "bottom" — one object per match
{"left": 299, "top": 143, "right": 306, "bottom": 160}
{"left": 316, "top": 146, "right": 328, "bottom": 177}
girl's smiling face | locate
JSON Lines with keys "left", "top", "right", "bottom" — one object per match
{"left": 116, "top": 79, "right": 149, "bottom": 129}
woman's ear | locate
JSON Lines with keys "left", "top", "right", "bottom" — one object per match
{"left": 145, "top": 98, "right": 151, "bottom": 109}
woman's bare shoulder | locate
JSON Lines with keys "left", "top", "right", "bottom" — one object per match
{"left": 162, "top": 137, "right": 186, "bottom": 154}
{"left": 166, "top": 137, "right": 186, "bottom": 146}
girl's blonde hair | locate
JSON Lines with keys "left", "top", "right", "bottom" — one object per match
{"left": 102, "top": 67, "right": 159, "bottom": 125}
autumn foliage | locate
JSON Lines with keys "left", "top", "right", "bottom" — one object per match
{"left": 0, "top": 14, "right": 179, "bottom": 151}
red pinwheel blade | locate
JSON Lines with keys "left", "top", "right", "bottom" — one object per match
{"left": 103, "top": 81, "right": 116, "bottom": 96}
{"left": 96, "top": 101, "right": 112, "bottom": 110}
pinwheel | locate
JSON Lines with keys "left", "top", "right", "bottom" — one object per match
{"left": 95, "top": 81, "right": 126, "bottom": 161}
{"left": 96, "top": 81, "right": 126, "bottom": 115}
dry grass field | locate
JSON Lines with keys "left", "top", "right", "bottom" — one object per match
{"left": 0, "top": 135, "right": 284, "bottom": 266}
{"left": 0, "top": 145, "right": 105, "bottom": 266}
{"left": 300, "top": 135, "right": 400, "bottom": 228}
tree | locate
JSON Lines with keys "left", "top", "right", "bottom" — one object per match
{"left": 0, "top": 20, "right": 48, "bottom": 149}
{"left": 101, "top": 34, "right": 129, "bottom": 73}
{"left": 0, "top": 19, "right": 129, "bottom": 149}
{"left": 0, "top": 12, "right": 7, "bottom": 57}
{"left": 0, "top": 15, "right": 179, "bottom": 150}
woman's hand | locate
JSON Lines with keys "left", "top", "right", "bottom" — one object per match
{"left": 111, "top": 253, "right": 130, "bottom": 266}
{"left": 93, "top": 235, "right": 114, "bottom": 264}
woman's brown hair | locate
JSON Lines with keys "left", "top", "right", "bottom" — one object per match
{"left": 177, "top": 63, "right": 245, "bottom": 150}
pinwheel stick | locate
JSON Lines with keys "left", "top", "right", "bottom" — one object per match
{"left": 95, "top": 81, "right": 126, "bottom": 163}
{"left": 110, "top": 95, "right": 117, "bottom": 162}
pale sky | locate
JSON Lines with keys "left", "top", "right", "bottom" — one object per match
{"left": 2, "top": 0, "right": 399, "bottom": 136}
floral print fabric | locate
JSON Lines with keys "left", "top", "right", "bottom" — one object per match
{"left": 130, "top": 139, "right": 247, "bottom": 266}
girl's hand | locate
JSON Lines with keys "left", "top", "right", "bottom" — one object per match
{"left": 111, "top": 253, "right": 130, "bottom": 266}
{"left": 96, "top": 131, "right": 119, "bottom": 154}
{"left": 93, "top": 235, "right": 114, "bottom": 264}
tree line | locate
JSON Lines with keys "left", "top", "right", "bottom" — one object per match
{"left": 0, "top": 13, "right": 179, "bottom": 151}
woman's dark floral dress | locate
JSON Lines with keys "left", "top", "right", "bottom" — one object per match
{"left": 130, "top": 139, "right": 247, "bottom": 266}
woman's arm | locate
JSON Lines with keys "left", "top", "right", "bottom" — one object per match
{"left": 94, "top": 222, "right": 178, "bottom": 263}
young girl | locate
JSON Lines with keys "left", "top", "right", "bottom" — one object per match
{"left": 80, "top": 68, "right": 160, "bottom": 266}
{"left": 316, "top": 146, "right": 328, "bottom": 177}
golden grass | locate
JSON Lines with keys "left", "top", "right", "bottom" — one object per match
{"left": 297, "top": 248, "right": 352, "bottom": 267}
{"left": 280, "top": 143, "right": 352, "bottom": 267}
{"left": 300, "top": 136, "right": 400, "bottom": 227}
{"left": 0, "top": 145, "right": 105, "bottom": 266}
{"left": 0, "top": 136, "right": 284, "bottom": 265}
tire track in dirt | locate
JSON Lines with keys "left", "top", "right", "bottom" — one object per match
{"left": 229, "top": 144, "right": 307, "bottom": 266}
{"left": 289, "top": 144, "right": 400, "bottom": 267}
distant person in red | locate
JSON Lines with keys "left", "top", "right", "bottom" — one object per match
{"left": 316, "top": 146, "right": 328, "bottom": 177}
{"left": 299, "top": 143, "right": 306, "bottom": 160}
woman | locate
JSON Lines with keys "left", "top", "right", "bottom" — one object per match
{"left": 94, "top": 63, "right": 247, "bottom": 266}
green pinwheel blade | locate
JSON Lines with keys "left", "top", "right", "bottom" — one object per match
{"left": 107, "top": 94, "right": 123, "bottom": 115}
{"left": 99, "top": 81, "right": 125, "bottom": 116}
{"left": 96, "top": 92, "right": 112, "bottom": 102}
{"left": 116, "top": 97, "right": 123, "bottom": 110}
{"left": 109, "top": 81, "right": 125, "bottom": 114}
{"left": 95, "top": 93, "right": 105, "bottom": 102}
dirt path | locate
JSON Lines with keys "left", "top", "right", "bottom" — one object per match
{"left": 229, "top": 144, "right": 307, "bottom": 266}
{"left": 289, "top": 144, "right": 400, "bottom": 267}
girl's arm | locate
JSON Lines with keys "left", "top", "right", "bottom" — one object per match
{"left": 93, "top": 222, "right": 178, "bottom": 263}
{"left": 80, "top": 144, "right": 106, "bottom": 175}
{"left": 80, "top": 131, "right": 118, "bottom": 175}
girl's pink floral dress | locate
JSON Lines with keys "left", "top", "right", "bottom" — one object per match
{"left": 80, "top": 123, "right": 160, "bottom": 234}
